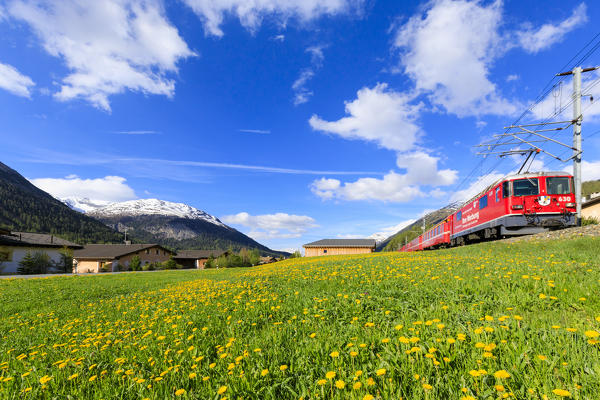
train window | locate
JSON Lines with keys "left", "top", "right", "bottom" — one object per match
{"left": 502, "top": 181, "right": 510, "bottom": 198}
{"left": 495, "top": 187, "right": 501, "bottom": 202}
{"left": 479, "top": 195, "right": 488, "bottom": 209}
{"left": 456, "top": 211, "right": 462, "bottom": 221}
{"left": 546, "top": 177, "right": 570, "bottom": 195}
{"left": 513, "top": 178, "right": 539, "bottom": 196}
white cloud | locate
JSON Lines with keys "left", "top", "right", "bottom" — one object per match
{"left": 221, "top": 212, "right": 318, "bottom": 239}
{"left": 309, "top": 83, "right": 422, "bottom": 151}
{"left": 393, "top": 0, "right": 517, "bottom": 117}
{"left": 0, "top": 62, "right": 35, "bottom": 97}
{"left": 449, "top": 172, "right": 504, "bottom": 204}
{"left": 516, "top": 4, "right": 587, "bottom": 53}
{"left": 568, "top": 160, "right": 600, "bottom": 181}
{"left": 8, "top": 0, "right": 195, "bottom": 111}
{"left": 238, "top": 128, "right": 270, "bottom": 134}
{"left": 292, "top": 45, "right": 325, "bottom": 105}
{"left": 181, "top": 0, "right": 358, "bottom": 37}
{"left": 113, "top": 130, "right": 160, "bottom": 135}
{"left": 530, "top": 70, "right": 600, "bottom": 122}
{"left": 506, "top": 74, "right": 519, "bottom": 82}
{"left": 393, "top": 1, "right": 587, "bottom": 118}
{"left": 368, "top": 219, "right": 416, "bottom": 242}
{"left": 272, "top": 34, "right": 285, "bottom": 42}
{"left": 310, "top": 151, "right": 457, "bottom": 203}
{"left": 29, "top": 175, "right": 137, "bottom": 202}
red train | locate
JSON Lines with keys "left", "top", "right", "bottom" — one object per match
{"left": 400, "top": 172, "right": 577, "bottom": 252}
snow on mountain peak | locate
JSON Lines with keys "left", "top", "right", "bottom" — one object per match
{"left": 88, "top": 198, "right": 226, "bottom": 226}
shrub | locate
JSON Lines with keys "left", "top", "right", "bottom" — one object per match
{"left": 163, "top": 257, "right": 177, "bottom": 270}
{"left": 130, "top": 256, "right": 141, "bottom": 271}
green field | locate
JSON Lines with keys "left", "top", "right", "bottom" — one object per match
{"left": 0, "top": 238, "right": 599, "bottom": 399}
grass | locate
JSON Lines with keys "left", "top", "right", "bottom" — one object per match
{"left": 0, "top": 237, "right": 599, "bottom": 399}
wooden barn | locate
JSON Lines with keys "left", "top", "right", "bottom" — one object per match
{"left": 302, "top": 239, "right": 376, "bottom": 257}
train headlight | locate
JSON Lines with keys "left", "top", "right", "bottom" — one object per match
{"left": 565, "top": 202, "right": 576, "bottom": 208}
{"left": 511, "top": 205, "right": 524, "bottom": 210}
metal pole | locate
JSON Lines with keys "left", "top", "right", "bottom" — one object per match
{"left": 572, "top": 67, "right": 582, "bottom": 226}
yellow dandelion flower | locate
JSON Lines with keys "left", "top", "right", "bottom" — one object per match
{"left": 189, "top": 372, "right": 196, "bottom": 379}
{"left": 330, "top": 351, "right": 339, "bottom": 358}
{"left": 280, "top": 365, "right": 288, "bottom": 371}
{"left": 335, "top": 380, "right": 345, "bottom": 389}
{"left": 584, "top": 330, "right": 599, "bottom": 338}
{"left": 325, "top": 371, "right": 336, "bottom": 380}
{"left": 261, "top": 369, "right": 269, "bottom": 376}
{"left": 175, "top": 389, "right": 186, "bottom": 396}
{"left": 422, "top": 383, "right": 432, "bottom": 390}
{"left": 376, "top": 368, "right": 386, "bottom": 376}
{"left": 493, "top": 370, "right": 510, "bottom": 379}
{"left": 88, "top": 375, "right": 97, "bottom": 382}
{"left": 317, "top": 379, "right": 327, "bottom": 386}
{"left": 217, "top": 386, "right": 227, "bottom": 395}
{"left": 363, "top": 395, "right": 374, "bottom": 400}
{"left": 552, "top": 389, "right": 571, "bottom": 397}
{"left": 353, "top": 381, "right": 362, "bottom": 390}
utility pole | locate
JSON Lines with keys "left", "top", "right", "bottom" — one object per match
{"left": 572, "top": 67, "right": 583, "bottom": 226}
{"left": 557, "top": 66, "right": 598, "bottom": 226}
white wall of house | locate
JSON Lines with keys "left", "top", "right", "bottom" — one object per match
{"left": 0, "top": 247, "right": 64, "bottom": 274}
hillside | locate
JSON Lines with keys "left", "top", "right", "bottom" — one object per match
{"left": 379, "top": 206, "right": 456, "bottom": 251}
{"left": 87, "top": 199, "right": 285, "bottom": 257}
{"left": 583, "top": 179, "right": 600, "bottom": 198}
{"left": 0, "top": 162, "right": 123, "bottom": 244}
{"left": 1, "top": 235, "right": 598, "bottom": 398}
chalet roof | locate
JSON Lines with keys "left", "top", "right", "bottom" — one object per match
{"left": 303, "top": 239, "right": 376, "bottom": 248}
{"left": 174, "top": 250, "right": 227, "bottom": 259}
{"left": 0, "top": 231, "right": 82, "bottom": 249}
{"left": 73, "top": 244, "right": 173, "bottom": 260}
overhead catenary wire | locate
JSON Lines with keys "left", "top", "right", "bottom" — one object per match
{"left": 446, "top": 30, "right": 600, "bottom": 206}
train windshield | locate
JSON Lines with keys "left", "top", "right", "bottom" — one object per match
{"left": 546, "top": 177, "right": 571, "bottom": 195}
{"left": 513, "top": 178, "right": 539, "bottom": 196}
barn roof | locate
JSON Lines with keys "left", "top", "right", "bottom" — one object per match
{"left": 74, "top": 244, "right": 173, "bottom": 260}
{"left": 0, "top": 231, "right": 82, "bottom": 249}
{"left": 303, "top": 239, "right": 376, "bottom": 248}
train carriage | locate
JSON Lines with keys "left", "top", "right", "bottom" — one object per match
{"left": 399, "top": 171, "right": 576, "bottom": 252}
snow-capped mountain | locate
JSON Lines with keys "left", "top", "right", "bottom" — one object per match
{"left": 61, "top": 197, "right": 113, "bottom": 213}
{"left": 87, "top": 199, "right": 226, "bottom": 227}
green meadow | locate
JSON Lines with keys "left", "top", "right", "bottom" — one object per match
{"left": 0, "top": 237, "right": 598, "bottom": 399}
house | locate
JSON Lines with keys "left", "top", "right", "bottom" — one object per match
{"left": 73, "top": 244, "right": 175, "bottom": 273}
{"left": 303, "top": 239, "right": 377, "bottom": 257}
{"left": 174, "top": 250, "right": 228, "bottom": 269}
{"left": 0, "top": 230, "right": 82, "bottom": 274}
{"left": 259, "top": 256, "right": 277, "bottom": 264}
{"left": 583, "top": 194, "right": 600, "bottom": 221}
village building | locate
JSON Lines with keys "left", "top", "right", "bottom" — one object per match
{"left": 0, "top": 230, "right": 82, "bottom": 274}
{"left": 583, "top": 194, "right": 600, "bottom": 221}
{"left": 73, "top": 244, "right": 175, "bottom": 273}
{"left": 303, "top": 239, "right": 377, "bottom": 257}
{"left": 174, "top": 250, "right": 228, "bottom": 269}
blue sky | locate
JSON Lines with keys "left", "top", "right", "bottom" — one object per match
{"left": 2, "top": 0, "right": 600, "bottom": 251}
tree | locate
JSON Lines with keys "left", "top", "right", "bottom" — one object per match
{"left": 129, "top": 255, "right": 141, "bottom": 271}
{"left": 289, "top": 250, "right": 302, "bottom": 259}
{"left": 249, "top": 249, "right": 261, "bottom": 266}
{"left": 18, "top": 251, "right": 52, "bottom": 275}
{"left": 56, "top": 246, "right": 74, "bottom": 273}
{"left": 204, "top": 256, "right": 215, "bottom": 269}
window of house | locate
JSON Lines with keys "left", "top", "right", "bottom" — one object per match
{"left": 323, "top": 249, "right": 328, "bottom": 254}
{"left": 546, "top": 177, "right": 571, "bottom": 195}
{"left": 495, "top": 186, "right": 501, "bottom": 202}
{"left": 156, "top": 249, "right": 159, "bottom": 255}
{"left": 513, "top": 178, "right": 539, "bottom": 196}
{"left": 145, "top": 249, "right": 149, "bottom": 254}
{"left": 502, "top": 181, "right": 511, "bottom": 198}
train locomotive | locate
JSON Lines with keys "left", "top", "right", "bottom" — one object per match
{"left": 400, "top": 172, "right": 577, "bottom": 252}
